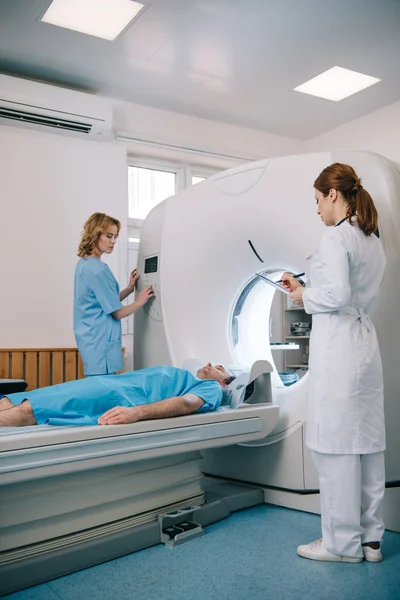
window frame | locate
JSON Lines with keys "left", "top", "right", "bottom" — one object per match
{"left": 127, "top": 158, "right": 184, "bottom": 228}
{"left": 188, "top": 168, "right": 214, "bottom": 184}
{"left": 127, "top": 158, "right": 218, "bottom": 237}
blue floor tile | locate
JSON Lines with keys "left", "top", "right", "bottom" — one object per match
{"left": 3, "top": 584, "right": 62, "bottom": 600}
{"left": 5, "top": 506, "right": 400, "bottom": 600}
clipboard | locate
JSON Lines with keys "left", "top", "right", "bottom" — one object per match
{"left": 256, "top": 272, "right": 290, "bottom": 295}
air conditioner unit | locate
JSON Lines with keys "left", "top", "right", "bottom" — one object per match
{"left": 0, "top": 74, "right": 113, "bottom": 141}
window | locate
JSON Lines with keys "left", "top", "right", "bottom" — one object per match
{"left": 127, "top": 162, "right": 218, "bottom": 237}
{"left": 128, "top": 166, "right": 176, "bottom": 220}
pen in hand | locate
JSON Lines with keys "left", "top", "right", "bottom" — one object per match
{"left": 277, "top": 272, "right": 305, "bottom": 283}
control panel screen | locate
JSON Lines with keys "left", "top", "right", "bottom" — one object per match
{"left": 144, "top": 256, "right": 158, "bottom": 274}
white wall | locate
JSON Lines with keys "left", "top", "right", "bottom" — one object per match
{"left": 0, "top": 124, "right": 128, "bottom": 348}
{"left": 113, "top": 99, "right": 304, "bottom": 169}
{"left": 114, "top": 96, "right": 400, "bottom": 174}
{"left": 115, "top": 97, "right": 400, "bottom": 169}
{"left": 305, "top": 100, "right": 400, "bottom": 165}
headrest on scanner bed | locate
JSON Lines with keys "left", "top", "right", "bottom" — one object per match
{"left": 225, "top": 360, "right": 273, "bottom": 407}
{"left": 0, "top": 379, "right": 28, "bottom": 395}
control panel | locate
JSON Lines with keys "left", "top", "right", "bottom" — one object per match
{"left": 142, "top": 254, "right": 162, "bottom": 322}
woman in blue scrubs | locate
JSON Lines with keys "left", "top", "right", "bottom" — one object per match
{"left": 74, "top": 212, "right": 154, "bottom": 376}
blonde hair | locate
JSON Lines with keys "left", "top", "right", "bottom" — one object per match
{"left": 78, "top": 212, "right": 121, "bottom": 258}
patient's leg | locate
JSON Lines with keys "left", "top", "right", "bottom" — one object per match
{"left": 0, "top": 400, "right": 37, "bottom": 426}
{"left": 0, "top": 397, "right": 14, "bottom": 411}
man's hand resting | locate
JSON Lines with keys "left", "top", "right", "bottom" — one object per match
{"left": 98, "top": 394, "right": 205, "bottom": 426}
{"left": 98, "top": 406, "right": 139, "bottom": 425}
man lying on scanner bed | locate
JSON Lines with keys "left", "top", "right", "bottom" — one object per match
{"left": 0, "top": 363, "right": 235, "bottom": 427}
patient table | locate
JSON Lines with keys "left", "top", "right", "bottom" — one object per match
{"left": 0, "top": 366, "right": 278, "bottom": 595}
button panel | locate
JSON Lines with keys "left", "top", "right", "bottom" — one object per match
{"left": 142, "top": 273, "right": 162, "bottom": 322}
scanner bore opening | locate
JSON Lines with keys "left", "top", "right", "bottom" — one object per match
{"left": 231, "top": 269, "right": 310, "bottom": 388}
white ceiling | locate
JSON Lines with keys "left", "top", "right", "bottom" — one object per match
{"left": 0, "top": 0, "right": 399, "bottom": 140}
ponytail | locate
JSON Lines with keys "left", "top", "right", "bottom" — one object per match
{"left": 346, "top": 185, "right": 378, "bottom": 235}
{"left": 347, "top": 187, "right": 378, "bottom": 236}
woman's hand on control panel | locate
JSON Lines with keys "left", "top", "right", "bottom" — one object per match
{"left": 136, "top": 285, "right": 154, "bottom": 307}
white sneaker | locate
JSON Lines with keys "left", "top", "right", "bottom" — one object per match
{"left": 297, "top": 539, "right": 363, "bottom": 563}
{"left": 362, "top": 545, "right": 383, "bottom": 562}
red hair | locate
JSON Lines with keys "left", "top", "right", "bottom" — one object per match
{"left": 314, "top": 163, "right": 378, "bottom": 236}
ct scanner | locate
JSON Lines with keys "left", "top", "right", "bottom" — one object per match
{"left": 134, "top": 150, "right": 400, "bottom": 532}
{"left": 1, "top": 150, "right": 399, "bottom": 595}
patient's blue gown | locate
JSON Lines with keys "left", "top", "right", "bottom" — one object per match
{"left": 6, "top": 366, "right": 222, "bottom": 426}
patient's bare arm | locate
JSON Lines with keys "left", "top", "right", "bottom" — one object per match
{"left": 98, "top": 394, "right": 205, "bottom": 426}
{"left": 0, "top": 400, "right": 37, "bottom": 427}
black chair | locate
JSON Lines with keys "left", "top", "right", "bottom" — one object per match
{"left": 0, "top": 379, "right": 28, "bottom": 395}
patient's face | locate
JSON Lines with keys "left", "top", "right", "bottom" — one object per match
{"left": 197, "top": 363, "right": 230, "bottom": 385}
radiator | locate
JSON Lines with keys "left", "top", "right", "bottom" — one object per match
{"left": 0, "top": 349, "right": 85, "bottom": 390}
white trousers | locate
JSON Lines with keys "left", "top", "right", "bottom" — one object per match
{"left": 312, "top": 451, "right": 385, "bottom": 558}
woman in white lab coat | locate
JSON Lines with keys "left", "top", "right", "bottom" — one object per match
{"left": 282, "top": 163, "right": 386, "bottom": 563}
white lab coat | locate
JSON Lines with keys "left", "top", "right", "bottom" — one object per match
{"left": 303, "top": 218, "right": 387, "bottom": 454}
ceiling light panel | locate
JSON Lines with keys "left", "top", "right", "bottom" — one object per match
{"left": 41, "top": 0, "right": 145, "bottom": 41}
{"left": 294, "top": 66, "right": 381, "bottom": 101}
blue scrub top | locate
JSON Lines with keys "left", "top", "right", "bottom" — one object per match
{"left": 74, "top": 257, "right": 123, "bottom": 376}
{"left": 7, "top": 366, "right": 223, "bottom": 426}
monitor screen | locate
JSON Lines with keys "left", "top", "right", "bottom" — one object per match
{"left": 144, "top": 256, "right": 158, "bottom": 274}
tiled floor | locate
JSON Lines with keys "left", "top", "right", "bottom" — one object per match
{"left": 5, "top": 505, "right": 400, "bottom": 600}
